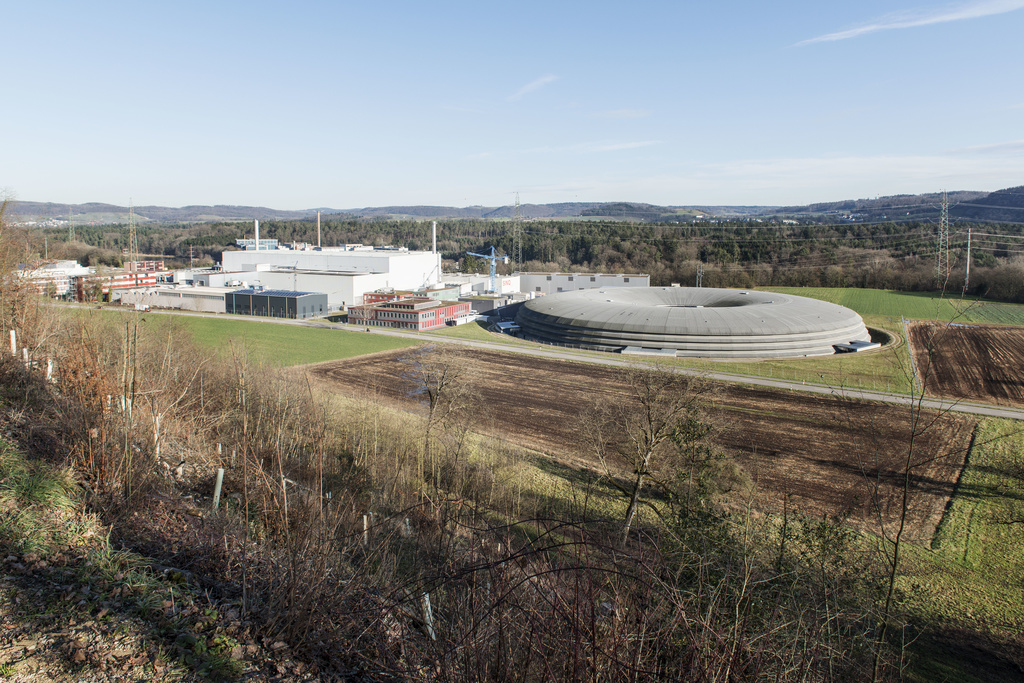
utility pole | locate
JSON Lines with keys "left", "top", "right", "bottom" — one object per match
{"left": 696, "top": 263, "right": 704, "bottom": 288}
{"left": 68, "top": 207, "right": 75, "bottom": 243}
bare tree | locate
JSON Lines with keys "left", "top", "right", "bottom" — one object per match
{"left": 585, "top": 363, "right": 716, "bottom": 546}
{"left": 402, "top": 344, "right": 476, "bottom": 490}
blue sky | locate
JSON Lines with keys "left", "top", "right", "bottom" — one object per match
{"left": 4, "top": 1, "right": 1023, "bottom": 209}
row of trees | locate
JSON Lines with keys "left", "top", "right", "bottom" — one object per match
{"left": 31, "top": 212, "right": 1024, "bottom": 302}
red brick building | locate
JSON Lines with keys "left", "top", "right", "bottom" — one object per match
{"left": 70, "top": 270, "right": 161, "bottom": 302}
{"left": 348, "top": 297, "right": 472, "bottom": 331}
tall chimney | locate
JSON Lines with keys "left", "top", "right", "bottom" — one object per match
{"left": 432, "top": 221, "right": 437, "bottom": 254}
{"left": 317, "top": 211, "right": 322, "bottom": 249}
{"left": 254, "top": 219, "right": 260, "bottom": 251}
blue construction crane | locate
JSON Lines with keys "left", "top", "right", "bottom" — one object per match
{"left": 466, "top": 246, "right": 509, "bottom": 293}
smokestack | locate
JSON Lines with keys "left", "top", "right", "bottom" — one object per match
{"left": 254, "top": 219, "right": 260, "bottom": 251}
{"left": 432, "top": 221, "right": 437, "bottom": 254}
{"left": 317, "top": 211, "right": 322, "bottom": 249}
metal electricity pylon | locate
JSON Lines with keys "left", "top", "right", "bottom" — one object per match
{"left": 512, "top": 192, "right": 523, "bottom": 270}
{"left": 936, "top": 191, "right": 950, "bottom": 289}
{"left": 127, "top": 200, "right": 139, "bottom": 267}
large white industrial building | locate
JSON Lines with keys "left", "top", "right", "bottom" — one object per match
{"left": 197, "top": 245, "right": 444, "bottom": 309}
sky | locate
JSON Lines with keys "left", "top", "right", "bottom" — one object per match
{"left": 3, "top": 0, "right": 1024, "bottom": 210}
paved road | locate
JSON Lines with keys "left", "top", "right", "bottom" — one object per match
{"left": 87, "top": 305, "right": 1024, "bottom": 422}
{"left": 354, "top": 324, "right": 1024, "bottom": 420}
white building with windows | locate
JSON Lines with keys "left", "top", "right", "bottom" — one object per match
{"left": 518, "top": 272, "right": 649, "bottom": 296}
{"left": 17, "top": 260, "right": 92, "bottom": 297}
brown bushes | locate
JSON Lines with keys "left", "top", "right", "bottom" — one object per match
{"left": 0, "top": 300, "right": 894, "bottom": 680}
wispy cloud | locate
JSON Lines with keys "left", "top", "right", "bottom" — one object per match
{"left": 949, "top": 139, "right": 1024, "bottom": 155}
{"left": 595, "top": 108, "right": 652, "bottom": 120}
{"left": 508, "top": 74, "right": 558, "bottom": 101}
{"left": 798, "top": 0, "right": 1024, "bottom": 45}
{"left": 517, "top": 140, "right": 660, "bottom": 155}
{"left": 582, "top": 140, "right": 660, "bottom": 152}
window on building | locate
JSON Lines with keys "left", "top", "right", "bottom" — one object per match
{"left": 568, "top": 276, "right": 573, "bottom": 282}
{"left": 624, "top": 277, "right": 630, "bottom": 282}
{"left": 546, "top": 275, "right": 552, "bottom": 281}
{"left": 536, "top": 287, "right": 541, "bottom": 292}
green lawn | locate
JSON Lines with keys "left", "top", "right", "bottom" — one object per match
{"left": 667, "top": 287, "right": 1024, "bottom": 393}
{"left": 762, "top": 287, "right": 1024, "bottom": 325}
{"left": 902, "top": 418, "right": 1024, "bottom": 681}
{"left": 168, "top": 316, "right": 421, "bottom": 367}
{"left": 423, "top": 320, "right": 514, "bottom": 343}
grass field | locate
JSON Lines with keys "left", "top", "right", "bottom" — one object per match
{"left": 424, "top": 320, "right": 523, "bottom": 344}
{"left": 76, "top": 286, "right": 1024, "bottom": 387}
{"left": 167, "top": 315, "right": 421, "bottom": 367}
{"left": 762, "top": 287, "right": 1024, "bottom": 325}
{"left": 902, "top": 417, "right": 1024, "bottom": 681}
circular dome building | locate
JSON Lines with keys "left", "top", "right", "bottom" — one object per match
{"left": 514, "top": 287, "right": 872, "bottom": 358}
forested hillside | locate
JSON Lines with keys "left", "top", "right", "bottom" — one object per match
{"left": 15, "top": 185, "right": 1023, "bottom": 226}
{"left": 34, "top": 213, "right": 1024, "bottom": 303}
{"left": 952, "top": 185, "right": 1024, "bottom": 223}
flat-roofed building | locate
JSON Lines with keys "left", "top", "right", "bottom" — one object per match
{"left": 17, "top": 260, "right": 92, "bottom": 297}
{"left": 348, "top": 297, "right": 472, "bottom": 331}
{"left": 70, "top": 269, "right": 161, "bottom": 302}
{"left": 116, "top": 285, "right": 233, "bottom": 313}
{"left": 518, "top": 272, "right": 648, "bottom": 296}
{"left": 225, "top": 289, "right": 328, "bottom": 320}
{"left": 217, "top": 245, "right": 443, "bottom": 308}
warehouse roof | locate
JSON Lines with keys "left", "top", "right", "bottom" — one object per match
{"left": 231, "top": 288, "right": 319, "bottom": 297}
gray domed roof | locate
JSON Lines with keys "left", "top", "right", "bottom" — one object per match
{"left": 514, "top": 287, "right": 871, "bottom": 358}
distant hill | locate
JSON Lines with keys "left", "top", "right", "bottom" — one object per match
{"left": 950, "top": 186, "right": 1024, "bottom": 223}
{"left": 768, "top": 191, "right": 988, "bottom": 222}
{"left": 579, "top": 202, "right": 714, "bottom": 222}
{"left": 11, "top": 202, "right": 319, "bottom": 224}
{"left": 9, "top": 186, "right": 1023, "bottom": 226}
{"left": 345, "top": 202, "right": 606, "bottom": 219}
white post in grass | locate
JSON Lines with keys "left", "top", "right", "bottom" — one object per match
{"left": 212, "top": 468, "right": 225, "bottom": 510}
{"left": 9, "top": 329, "right": 15, "bottom": 355}
{"left": 421, "top": 593, "right": 436, "bottom": 640}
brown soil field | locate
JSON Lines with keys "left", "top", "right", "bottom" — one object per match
{"left": 309, "top": 347, "right": 973, "bottom": 539}
{"left": 909, "top": 321, "right": 1024, "bottom": 407}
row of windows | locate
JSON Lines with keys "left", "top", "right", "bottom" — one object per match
{"left": 544, "top": 275, "right": 629, "bottom": 283}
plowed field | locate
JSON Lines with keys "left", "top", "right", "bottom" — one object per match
{"left": 310, "top": 347, "right": 973, "bottom": 538}
{"left": 909, "top": 321, "right": 1024, "bottom": 407}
